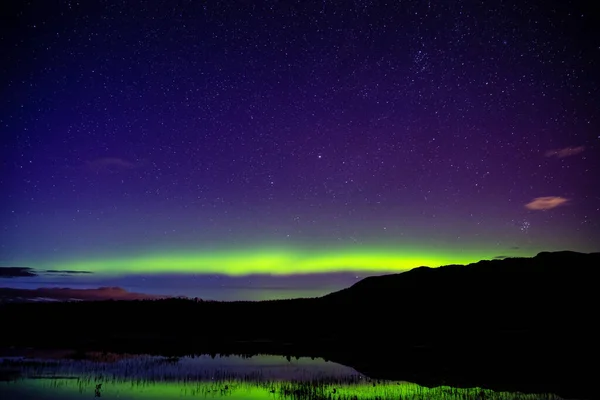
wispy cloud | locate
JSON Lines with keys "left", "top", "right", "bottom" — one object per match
{"left": 1, "top": 267, "right": 96, "bottom": 278}
{"left": 525, "top": 196, "right": 569, "bottom": 210}
{"left": 545, "top": 146, "right": 585, "bottom": 158}
{"left": 0, "top": 267, "right": 37, "bottom": 278}
{"left": 44, "top": 270, "right": 93, "bottom": 276}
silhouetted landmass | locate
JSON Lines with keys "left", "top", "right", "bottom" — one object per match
{"left": 1, "top": 251, "right": 598, "bottom": 399}
{"left": 0, "top": 286, "right": 170, "bottom": 302}
{"left": 0, "top": 267, "right": 37, "bottom": 278}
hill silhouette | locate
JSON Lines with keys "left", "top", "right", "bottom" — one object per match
{"left": 1, "top": 251, "right": 598, "bottom": 399}
{"left": 322, "top": 250, "right": 597, "bottom": 344}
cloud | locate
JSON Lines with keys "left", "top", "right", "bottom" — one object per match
{"left": 44, "top": 270, "right": 93, "bottom": 275}
{"left": 545, "top": 146, "right": 585, "bottom": 158}
{"left": 87, "top": 157, "right": 137, "bottom": 172}
{"left": 525, "top": 196, "right": 569, "bottom": 210}
{"left": 493, "top": 255, "right": 508, "bottom": 260}
{"left": 1, "top": 267, "right": 96, "bottom": 278}
{"left": 0, "top": 287, "right": 170, "bottom": 302}
{"left": 0, "top": 267, "right": 37, "bottom": 278}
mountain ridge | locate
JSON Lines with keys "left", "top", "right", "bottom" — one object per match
{"left": 325, "top": 250, "right": 599, "bottom": 300}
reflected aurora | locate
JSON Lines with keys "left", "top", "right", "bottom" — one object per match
{"left": 0, "top": 354, "right": 565, "bottom": 400}
{"left": 4, "top": 377, "right": 562, "bottom": 400}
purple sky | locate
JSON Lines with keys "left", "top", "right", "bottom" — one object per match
{"left": 1, "top": 1, "right": 599, "bottom": 299}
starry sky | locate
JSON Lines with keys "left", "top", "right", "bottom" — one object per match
{"left": 1, "top": 1, "right": 599, "bottom": 299}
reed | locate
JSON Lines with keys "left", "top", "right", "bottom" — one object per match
{"left": 0, "top": 354, "right": 564, "bottom": 400}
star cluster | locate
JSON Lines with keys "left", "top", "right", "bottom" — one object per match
{"left": 1, "top": 1, "right": 599, "bottom": 276}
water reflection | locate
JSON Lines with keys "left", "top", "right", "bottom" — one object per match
{"left": 0, "top": 353, "right": 563, "bottom": 399}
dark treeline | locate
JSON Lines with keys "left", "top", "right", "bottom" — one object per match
{"left": 1, "top": 251, "right": 598, "bottom": 399}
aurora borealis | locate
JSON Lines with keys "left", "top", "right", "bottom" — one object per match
{"left": 1, "top": 1, "right": 599, "bottom": 299}
{"left": 28, "top": 247, "right": 499, "bottom": 275}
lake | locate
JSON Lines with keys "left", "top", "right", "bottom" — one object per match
{"left": 0, "top": 352, "right": 564, "bottom": 399}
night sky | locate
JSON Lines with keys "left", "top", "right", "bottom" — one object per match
{"left": 1, "top": 1, "right": 599, "bottom": 299}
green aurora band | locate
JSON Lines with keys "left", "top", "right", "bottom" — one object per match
{"left": 31, "top": 245, "right": 524, "bottom": 276}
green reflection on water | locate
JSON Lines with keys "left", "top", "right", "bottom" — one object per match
{"left": 1, "top": 377, "right": 563, "bottom": 400}
{"left": 0, "top": 355, "right": 563, "bottom": 400}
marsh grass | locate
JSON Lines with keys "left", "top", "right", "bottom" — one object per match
{"left": 0, "top": 355, "right": 564, "bottom": 400}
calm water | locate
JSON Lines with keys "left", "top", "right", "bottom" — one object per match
{"left": 0, "top": 352, "right": 563, "bottom": 400}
